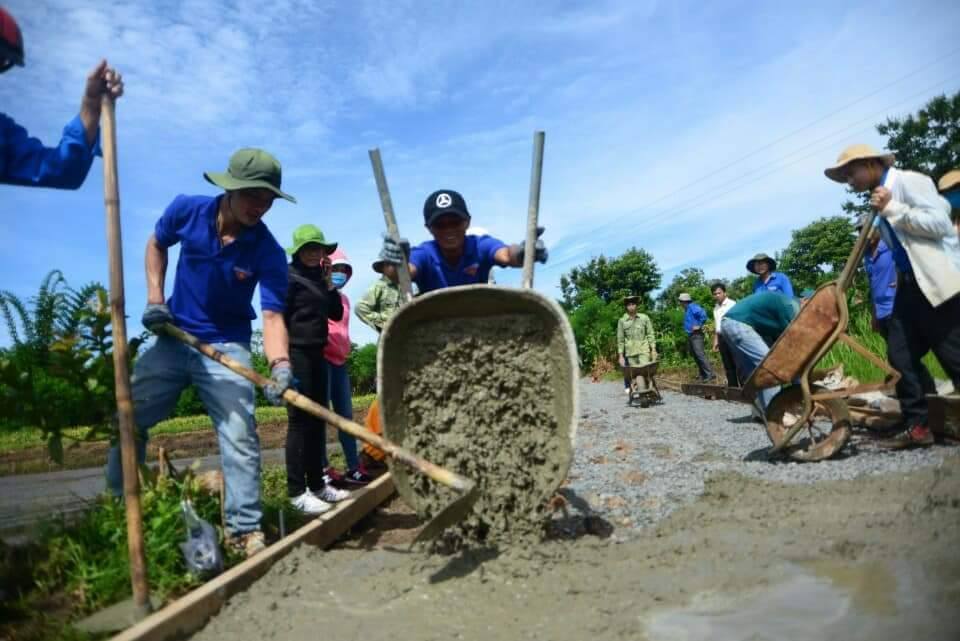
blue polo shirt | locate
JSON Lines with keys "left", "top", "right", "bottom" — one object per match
{"left": 409, "top": 234, "right": 506, "bottom": 294}
{"left": 154, "top": 194, "right": 288, "bottom": 344}
{"left": 1, "top": 113, "right": 100, "bottom": 189}
{"left": 752, "top": 271, "right": 794, "bottom": 297}
{"left": 864, "top": 239, "right": 896, "bottom": 320}
{"left": 683, "top": 302, "right": 708, "bottom": 335}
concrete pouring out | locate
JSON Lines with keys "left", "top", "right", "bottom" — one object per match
{"left": 397, "top": 313, "right": 568, "bottom": 550}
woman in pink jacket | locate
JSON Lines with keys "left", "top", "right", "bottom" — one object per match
{"left": 323, "top": 249, "right": 373, "bottom": 486}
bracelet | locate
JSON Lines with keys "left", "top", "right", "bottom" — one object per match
{"left": 269, "top": 357, "right": 291, "bottom": 369}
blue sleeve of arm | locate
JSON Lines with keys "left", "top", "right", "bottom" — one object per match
{"left": 479, "top": 235, "right": 507, "bottom": 265}
{"left": 259, "top": 246, "right": 289, "bottom": 313}
{"left": 779, "top": 275, "right": 794, "bottom": 298}
{"left": 154, "top": 196, "right": 191, "bottom": 248}
{"left": 409, "top": 245, "right": 430, "bottom": 285}
{"left": 1, "top": 114, "right": 99, "bottom": 190}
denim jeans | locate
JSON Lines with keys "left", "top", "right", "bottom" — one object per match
{"left": 687, "top": 331, "right": 715, "bottom": 380}
{"left": 326, "top": 360, "right": 359, "bottom": 470}
{"left": 106, "top": 335, "right": 262, "bottom": 535}
{"left": 720, "top": 318, "right": 778, "bottom": 412}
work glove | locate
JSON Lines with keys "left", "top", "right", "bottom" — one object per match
{"left": 381, "top": 233, "right": 410, "bottom": 264}
{"left": 263, "top": 362, "right": 295, "bottom": 406}
{"left": 142, "top": 303, "right": 173, "bottom": 333}
{"left": 515, "top": 226, "right": 548, "bottom": 264}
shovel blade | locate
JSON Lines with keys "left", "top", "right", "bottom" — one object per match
{"left": 412, "top": 484, "right": 480, "bottom": 545}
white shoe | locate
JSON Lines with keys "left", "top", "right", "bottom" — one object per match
{"left": 315, "top": 484, "right": 351, "bottom": 503}
{"left": 624, "top": 387, "right": 631, "bottom": 395}
{"left": 290, "top": 491, "right": 333, "bottom": 515}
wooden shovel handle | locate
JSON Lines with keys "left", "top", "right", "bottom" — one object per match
{"left": 161, "top": 324, "right": 472, "bottom": 493}
{"left": 368, "top": 148, "right": 414, "bottom": 303}
{"left": 522, "top": 131, "right": 545, "bottom": 289}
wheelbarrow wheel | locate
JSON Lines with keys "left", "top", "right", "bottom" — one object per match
{"left": 764, "top": 384, "right": 851, "bottom": 462}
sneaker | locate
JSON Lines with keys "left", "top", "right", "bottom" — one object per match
{"left": 290, "top": 491, "right": 333, "bottom": 515}
{"left": 624, "top": 387, "right": 631, "bottom": 395}
{"left": 323, "top": 467, "right": 345, "bottom": 487}
{"left": 878, "top": 424, "right": 934, "bottom": 450}
{"left": 228, "top": 530, "right": 267, "bottom": 558}
{"left": 315, "top": 484, "right": 351, "bottom": 503}
{"left": 343, "top": 467, "right": 373, "bottom": 486}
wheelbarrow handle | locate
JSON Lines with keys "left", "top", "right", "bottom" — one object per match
{"left": 522, "top": 131, "right": 545, "bottom": 289}
{"left": 368, "top": 148, "right": 414, "bottom": 303}
{"left": 160, "top": 323, "right": 473, "bottom": 493}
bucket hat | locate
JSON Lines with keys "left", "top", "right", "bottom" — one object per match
{"left": 624, "top": 295, "right": 639, "bottom": 305}
{"left": 824, "top": 144, "right": 895, "bottom": 183}
{"left": 204, "top": 148, "right": 296, "bottom": 202}
{"left": 677, "top": 293, "right": 692, "bottom": 302}
{"left": 746, "top": 253, "right": 777, "bottom": 274}
{"left": 286, "top": 224, "right": 337, "bottom": 256}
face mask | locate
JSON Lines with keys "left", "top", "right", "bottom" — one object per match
{"left": 331, "top": 272, "right": 348, "bottom": 289}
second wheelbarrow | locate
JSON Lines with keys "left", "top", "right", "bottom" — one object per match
{"left": 742, "top": 210, "right": 901, "bottom": 462}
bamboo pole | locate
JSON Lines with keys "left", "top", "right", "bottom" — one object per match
{"left": 101, "top": 95, "right": 151, "bottom": 618}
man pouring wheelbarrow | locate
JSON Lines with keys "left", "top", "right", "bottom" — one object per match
{"left": 825, "top": 144, "right": 960, "bottom": 449}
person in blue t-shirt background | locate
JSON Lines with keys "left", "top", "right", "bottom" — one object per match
{"left": 105, "top": 148, "right": 295, "bottom": 558}
{"left": 0, "top": 6, "right": 124, "bottom": 189}
{"left": 747, "top": 253, "right": 794, "bottom": 297}
{"left": 380, "top": 189, "right": 547, "bottom": 293}
{"left": 678, "top": 292, "right": 715, "bottom": 382}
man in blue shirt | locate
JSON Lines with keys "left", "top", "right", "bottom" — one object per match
{"left": 1, "top": 7, "right": 124, "bottom": 188}
{"left": 678, "top": 292, "right": 715, "bottom": 382}
{"left": 747, "top": 253, "right": 794, "bottom": 297}
{"left": 106, "top": 149, "right": 295, "bottom": 558}
{"left": 380, "top": 189, "right": 548, "bottom": 293}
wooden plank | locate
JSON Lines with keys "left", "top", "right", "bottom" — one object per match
{"left": 928, "top": 394, "right": 960, "bottom": 441}
{"left": 681, "top": 383, "right": 749, "bottom": 403}
{"left": 110, "top": 473, "right": 395, "bottom": 641}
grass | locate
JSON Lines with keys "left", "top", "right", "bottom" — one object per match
{"left": 0, "top": 394, "right": 376, "bottom": 455}
{"left": 1, "top": 460, "right": 331, "bottom": 641}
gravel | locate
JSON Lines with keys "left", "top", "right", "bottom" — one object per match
{"left": 561, "top": 380, "right": 957, "bottom": 536}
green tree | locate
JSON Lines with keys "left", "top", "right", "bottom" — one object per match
{"left": 560, "top": 248, "right": 661, "bottom": 310}
{"left": 726, "top": 275, "right": 755, "bottom": 301}
{"left": 777, "top": 216, "right": 857, "bottom": 291}
{"left": 656, "top": 267, "right": 712, "bottom": 310}
{"left": 347, "top": 343, "right": 378, "bottom": 394}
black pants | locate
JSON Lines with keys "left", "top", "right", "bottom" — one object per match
{"left": 687, "top": 331, "right": 715, "bottom": 381}
{"left": 885, "top": 275, "right": 960, "bottom": 426}
{"left": 286, "top": 345, "right": 330, "bottom": 497}
{"left": 717, "top": 336, "right": 741, "bottom": 387}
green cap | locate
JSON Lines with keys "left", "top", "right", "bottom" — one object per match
{"left": 204, "top": 148, "right": 297, "bottom": 203}
{"left": 287, "top": 224, "right": 337, "bottom": 256}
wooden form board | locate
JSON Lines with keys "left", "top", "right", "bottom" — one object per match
{"left": 110, "top": 473, "right": 395, "bottom": 641}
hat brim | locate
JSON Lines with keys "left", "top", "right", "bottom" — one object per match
{"left": 425, "top": 208, "right": 470, "bottom": 226}
{"left": 824, "top": 153, "right": 895, "bottom": 183}
{"left": 204, "top": 171, "right": 297, "bottom": 203}
{"left": 286, "top": 241, "right": 338, "bottom": 256}
{"left": 746, "top": 257, "right": 777, "bottom": 274}
{"left": 938, "top": 171, "right": 960, "bottom": 193}
{"left": 372, "top": 260, "right": 386, "bottom": 274}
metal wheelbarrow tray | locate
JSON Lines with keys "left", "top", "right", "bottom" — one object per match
{"left": 623, "top": 361, "right": 662, "bottom": 407}
{"left": 742, "top": 212, "right": 901, "bottom": 462}
{"left": 377, "top": 284, "right": 579, "bottom": 530}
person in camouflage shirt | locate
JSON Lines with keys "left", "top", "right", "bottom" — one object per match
{"left": 354, "top": 250, "right": 403, "bottom": 334}
{"left": 617, "top": 295, "right": 657, "bottom": 394}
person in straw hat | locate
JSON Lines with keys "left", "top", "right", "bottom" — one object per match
{"left": 746, "top": 253, "right": 794, "bottom": 297}
{"left": 617, "top": 294, "right": 657, "bottom": 396}
{"left": 106, "top": 148, "right": 297, "bottom": 557}
{"left": 938, "top": 169, "right": 960, "bottom": 236}
{"left": 678, "top": 292, "right": 715, "bottom": 382}
{"left": 825, "top": 144, "right": 960, "bottom": 449}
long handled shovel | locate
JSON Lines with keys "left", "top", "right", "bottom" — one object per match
{"left": 160, "top": 323, "right": 477, "bottom": 540}
{"left": 368, "top": 148, "right": 485, "bottom": 543}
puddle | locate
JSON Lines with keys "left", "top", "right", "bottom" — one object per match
{"left": 644, "top": 559, "right": 955, "bottom": 641}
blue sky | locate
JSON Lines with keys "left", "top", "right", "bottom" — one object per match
{"left": 2, "top": 0, "right": 958, "bottom": 347}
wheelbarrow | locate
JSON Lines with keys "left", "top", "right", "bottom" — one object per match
{"left": 623, "top": 361, "right": 662, "bottom": 408}
{"left": 368, "top": 133, "right": 579, "bottom": 542}
{"left": 741, "top": 211, "right": 901, "bottom": 462}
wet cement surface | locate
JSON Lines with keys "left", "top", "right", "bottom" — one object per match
{"left": 191, "top": 452, "right": 960, "bottom": 640}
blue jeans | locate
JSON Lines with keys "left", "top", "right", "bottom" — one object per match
{"left": 106, "top": 335, "right": 262, "bottom": 535}
{"left": 720, "top": 318, "right": 778, "bottom": 413}
{"left": 325, "top": 359, "right": 358, "bottom": 470}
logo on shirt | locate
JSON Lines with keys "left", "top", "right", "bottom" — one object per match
{"left": 233, "top": 267, "right": 252, "bottom": 282}
{"left": 464, "top": 263, "right": 479, "bottom": 277}
{"left": 436, "top": 193, "right": 452, "bottom": 208}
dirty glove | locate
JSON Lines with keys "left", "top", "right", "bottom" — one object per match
{"left": 263, "top": 362, "right": 295, "bottom": 406}
{"left": 142, "top": 303, "right": 173, "bottom": 333}
{"left": 381, "top": 233, "right": 410, "bottom": 264}
{"left": 515, "top": 226, "right": 548, "bottom": 264}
